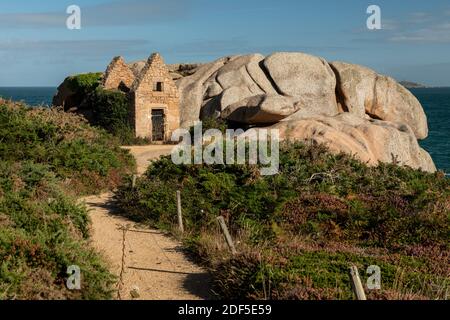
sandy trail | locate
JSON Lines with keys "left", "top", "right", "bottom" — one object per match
{"left": 82, "top": 145, "right": 212, "bottom": 300}
{"left": 123, "top": 145, "right": 175, "bottom": 175}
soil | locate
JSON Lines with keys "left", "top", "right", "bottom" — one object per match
{"left": 82, "top": 145, "right": 213, "bottom": 300}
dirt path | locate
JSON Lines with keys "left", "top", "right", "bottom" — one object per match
{"left": 123, "top": 145, "right": 175, "bottom": 175}
{"left": 82, "top": 145, "right": 212, "bottom": 300}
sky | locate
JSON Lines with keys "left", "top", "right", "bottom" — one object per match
{"left": 0, "top": 0, "right": 450, "bottom": 86}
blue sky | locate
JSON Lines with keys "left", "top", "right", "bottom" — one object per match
{"left": 1, "top": 0, "right": 450, "bottom": 86}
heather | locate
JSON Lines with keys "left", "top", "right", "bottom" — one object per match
{"left": 0, "top": 99, "right": 135, "bottom": 299}
{"left": 115, "top": 141, "right": 449, "bottom": 300}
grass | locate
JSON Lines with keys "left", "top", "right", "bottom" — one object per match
{"left": 115, "top": 141, "right": 449, "bottom": 300}
{"left": 0, "top": 99, "right": 135, "bottom": 299}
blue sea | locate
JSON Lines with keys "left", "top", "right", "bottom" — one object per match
{"left": 0, "top": 86, "right": 449, "bottom": 173}
{"left": 411, "top": 88, "right": 450, "bottom": 174}
{"left": 0, "top": 87, "right": 56, "bottom": 107}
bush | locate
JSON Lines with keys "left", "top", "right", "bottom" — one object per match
{"left": 115, "top": 141, "right": 449, "bottom": 300}
{"left": 62, "top": 72, "right": 160, "bottom": 145}
{"left": 59, "top": 73, "right": 103, "bottom": 110}
{"left": 67, "top": 73, "right": 103, "bottom": 96}
{"left": 83, "top": 87, "right": 151, "bottom": 145}
{"left": 87, "top": 88, "right": 132, "bottom": 139}
{"left": 0, "top": 161, "right": 115, "bottom": 299}
{"left": 0, "top": 99, "right": 135, "bottom": 299}
{"left": 0, "top": 101, "right": 135, "bottom": 195}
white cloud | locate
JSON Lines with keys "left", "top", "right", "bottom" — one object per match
{"left": 409, "top": 12, "right": 434, "bottom": 24}
{"left": 389, "top": 23, "right": 450, "bottom": 43}
{"left": 0, "top": 39, "right": 151, "bottom": 65}
{"left": 0, "top": 0, "right": 192, "bottom": 29}
{"left": 381, "top": 19, "right": 399, "bottom": 31}
{"left": 354, "top": 9, "right": 450, "bottom": 44}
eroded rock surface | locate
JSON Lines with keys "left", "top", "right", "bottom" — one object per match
{"left": 54, "top": 51, "right": 436, "bottom": 172}
{"left": 262, "top": 113, "right": 436, "bottom": 172}
{"left": 331, "top": 61, "right": 428, "bottom": 139}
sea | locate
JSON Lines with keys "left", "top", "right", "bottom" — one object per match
{"left": 0, "top": 86, "right": 449, "bottom": 174}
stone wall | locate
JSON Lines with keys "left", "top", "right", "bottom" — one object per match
{"left": 131, "top": 53, "right": 180, "bottom": 141}
{"left": 103, "top": 56, "right": 136, "bottom": 91}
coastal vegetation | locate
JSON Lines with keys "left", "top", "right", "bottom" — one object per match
{"left": 84, "top": 87, "right": 138, "bottom": 145}
{"left": 115, "top": 141, "right": 449, "bottom": 300}
{"left": 55, "top": 73, "right": 145, "bottom": 145}
{"left": 66, "top": 72, "right": 103, "bottom": 97}
{"left": 0, "top": 99, "right": 135, "bottom": 299}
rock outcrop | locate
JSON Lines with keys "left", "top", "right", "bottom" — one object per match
{"left": 261, "top": 113, "right": 436, "bottom": 172}
{"left": 177, "top": 52, "right": 340, "bottom": 127}
{"left": 53, "top": 51, "right": 436, "bottom": 172}
{"left": 52, "top": 78, "right": 80, "bottom": 111}
{"left": 174, "top": 52, "right": 435, "bottom": 172}
{"left": 177, "top": 56, "right": 238, "bottom": 127}
{"left": 263, "top": 52, "right": 338, "bottom": 117}
{"left": 52, "top": 73, "right": 103, "bottom": 119}
{"left": 221, "top": 94, "right": 296, "bottom": 124}
{"left": 331, "top": 62, "right": 428, "bottom": 139}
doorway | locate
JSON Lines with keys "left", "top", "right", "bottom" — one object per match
{"left": 151, "top": 109, "right": 165, "bottom": 141}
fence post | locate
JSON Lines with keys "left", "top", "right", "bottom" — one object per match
{"left": 349, "top": 265, "right": 367, "bottom": 300}
{"left": 176, "top": 191, "right": 184, "bottom": 233}
{"left": 131, "top": 175, "right": 137, "bottom": 189}
{"left": 216, "top": 216, "right": 237, "bottom": 255}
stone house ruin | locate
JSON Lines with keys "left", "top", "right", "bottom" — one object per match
{"left": 102, "top": 53, "right": 180, "bottom": 142}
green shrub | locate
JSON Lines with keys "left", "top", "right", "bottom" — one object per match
{"left": 0, "top": 102, "right": 135, "bottom": 195}
{"left": 59, "top": 73, "right": 103, "bottom": 110}
{"left": 0, "top": 99, "right": 135, "bottom": 299}
{"left": 88, "top": 88, "right": 131, "bottom": 136}
{"left": 115, "top": 141, "right": 449, "bottom": 300}
{"left": 83, "top": 87, "right": 151, "bottom": 145}
{"left": 67, "top": 73, "right": 103, "bottom": 95}
{"left": 0, "top": 160, "right": 115, "bottom": 299}
{"left": 62, "top": 72, "right": 156, "bottom": 145}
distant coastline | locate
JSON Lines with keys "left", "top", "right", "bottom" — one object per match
{"left": 400, "top": 81, "right": 428, "bottom": 89}
{"left": 400, "top": 81, "right": 450, "bottom": 89}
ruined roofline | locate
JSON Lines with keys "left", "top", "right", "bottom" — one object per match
{"left": 102, "top": 56, "right": 127, "bottom": 86}
{"left": 102, "top": 53, "right": 179, "bottom": 92}
{"left": 131, "top": 52, "right": 170, "bottom": 92}
{"left": 128, "top": 58, "right": 204, "bottom": 79}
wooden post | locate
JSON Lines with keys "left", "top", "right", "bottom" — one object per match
{"left": 131, "top": 175, "right": 137, "bottom": 189}
{"left": 216, "top": 216, "right": 237, "bottom": 255}
{"left": 349, "top": 265, "right": 367, "bottom": 300}
{"left": 176, "top": 191, "right": 184, "bottom": 233}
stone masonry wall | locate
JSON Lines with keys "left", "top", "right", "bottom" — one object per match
{"left": 132, "top": 53, "right": 180, "bottom": 140}
{"left": 103, "top": 56, "right": 136, "bottom": 91}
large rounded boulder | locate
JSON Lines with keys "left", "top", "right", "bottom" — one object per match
{"left": 262, "top": 52, "right": 339, "bottom": 118}
{"left": 262, "top": 113, "right": 435, "bottom": 172}
{"left": 331, "top": 61, "right": 429, "bottom": 139}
